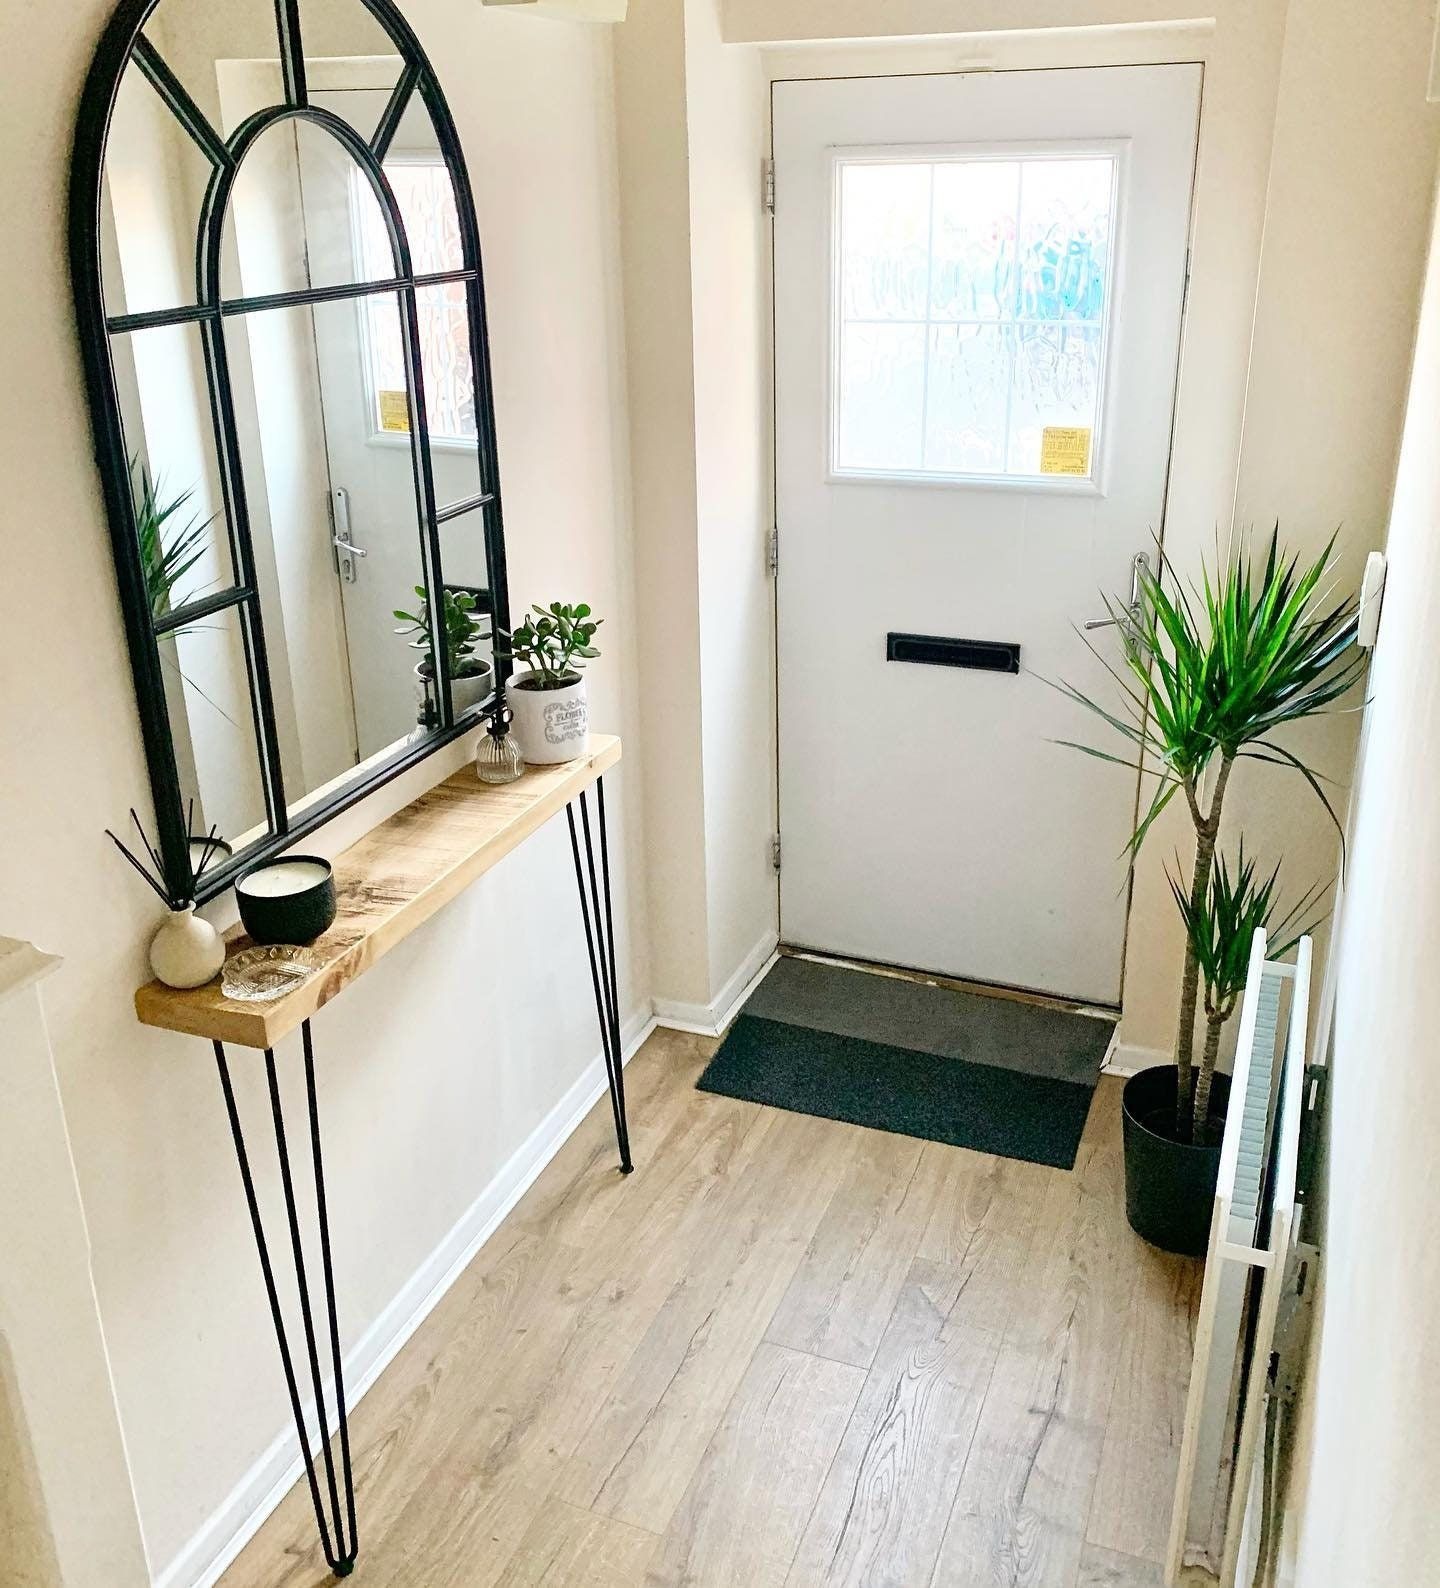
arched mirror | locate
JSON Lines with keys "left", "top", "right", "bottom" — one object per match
{"left": 71, "top": 0, "right": 510, "bottom": 903}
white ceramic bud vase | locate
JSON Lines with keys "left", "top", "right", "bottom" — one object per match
{"left": 508, "top": 670, "right": 589, "bottom": 765}
{"left": 150, "top": 904, "right": 225, "bottom": 989}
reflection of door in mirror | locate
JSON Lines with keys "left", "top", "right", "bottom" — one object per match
{"left": 213, "top": 61, "right": 491, "bottom": 796}
{"left": 304, "top": 85, "right": 491, "bottom": 762}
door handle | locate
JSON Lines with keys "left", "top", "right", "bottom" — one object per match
{"left": 1084, "top": 551, "right": 1150, "bottom": 632}
{"left": 330, "top": 488, "right": 366, "bottom": 583}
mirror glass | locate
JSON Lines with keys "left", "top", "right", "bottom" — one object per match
{"left": 221, "top": 117, "right": 398, "bottom": 301}
{"left": 223, "top": 287, "right": 490, "bottom": 822}
{"left": 109, "top": 319, "right": 238, "bottom": 608}
{"left": 90, "top": 0, "right": 502, "bottom": 883}
{"left": 101, "top": 63, "right": 215, "bottom": 319}
{"left": 157, "top": 602, "right": 269, "bottom": 853}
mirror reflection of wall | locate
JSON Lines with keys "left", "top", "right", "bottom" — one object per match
{"left": 98, "top": 0, "right": 496, "bottom": 858}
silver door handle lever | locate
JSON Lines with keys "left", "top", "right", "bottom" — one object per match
{"left": 1084, "top": 551, "right": 1150, "bottom": 633}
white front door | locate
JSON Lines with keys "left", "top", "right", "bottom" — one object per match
{"left": 774, "top": 65, "right": 1201, "bottom": 1006}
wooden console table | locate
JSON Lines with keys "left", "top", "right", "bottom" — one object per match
{"left": 135, "top": 736, "right": 630, "bottom": 1577}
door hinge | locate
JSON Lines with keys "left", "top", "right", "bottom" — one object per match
{"left": 767, "top": 526, "right": 779, "bottom": 577}
{"left": 771, "top": 833, "right": 782, "bottom": 873}
{"left": 763, "top": 159, "right": 775, "bottom": 217}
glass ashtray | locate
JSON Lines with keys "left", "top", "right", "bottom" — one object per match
{"left": 222, "top": 945, "right": 321, "bottom": 1002}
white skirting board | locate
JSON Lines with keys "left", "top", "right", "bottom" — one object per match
{"left": 159, "top": 1007, "right": 656, "bottom": 1588}
{"left": 1103, "top": 1040, "right": 1170, "bottom": 1078}
{"left": 651, "top": 929, "right": 779, "bottom": 1038}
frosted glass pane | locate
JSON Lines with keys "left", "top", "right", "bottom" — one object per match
{"left": 837, "top": 323, "right": 926, "bottom": 472}
{"left": 1007, "top": 324, "right": 1103, "bottom": 474}
{"left": 415, "top": 281, "right": 478, "bottom": 446}
{"left": 929, "top": 161, "right": 1020, "bottom": 321}
{"left": 384, "top": 161, "right": 464, "bottom": 277}
{"left": 355, "top": 160, "right": 464, "bottom": 283}
{"left": 834, "top": 151, "right": 1113, "bottom": 480}
{"left": 840, "top": 163, "right": 931, "bottom": 321}
{"left": 923, "top": 324, "right": 1011, "bottom": 475}
{"left": 1016, "top": 159, "right": 1111, "bottom": 323}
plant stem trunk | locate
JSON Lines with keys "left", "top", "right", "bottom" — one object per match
{"left": 1194, "top": 1015, "right": 1224, "bottom": 1141}
{"left": 1174, "top": 753, "right": 1235, "bottom": 1141}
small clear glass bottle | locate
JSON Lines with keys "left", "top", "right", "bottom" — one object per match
{"left": 475, "top": 702, "right": 524, "bottom": 785}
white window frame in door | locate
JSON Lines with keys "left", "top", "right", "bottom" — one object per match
{"left": 826, "top": 137, "right": 1129, "bottom": 496}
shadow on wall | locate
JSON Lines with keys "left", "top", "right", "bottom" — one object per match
{"left": 0, "top": 1330, "right": 63, "bottom": 1588}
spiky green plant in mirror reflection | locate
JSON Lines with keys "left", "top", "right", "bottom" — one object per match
{"left": 1057, "top": 526, "right": 1363, "bottom": 1141}
{"left": 131, "top": 459, "right": 239, "bottom": 728}
{"left": 131, "top": 458, "right": 216, "bottom": 620}
{"left": 1168, "top": 844, "right": 1327, "bottom": 1135}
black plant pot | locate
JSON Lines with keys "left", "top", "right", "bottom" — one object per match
{"left": 1121, "top": 1064, "right": 1233, "bottom": 1257}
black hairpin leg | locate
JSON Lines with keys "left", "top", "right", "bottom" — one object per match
{"left": 567, "top": 776, "right": 634, "bottom": 1173}
{"left": 214, "top": 1021, "right": 358, "bottom": 1576}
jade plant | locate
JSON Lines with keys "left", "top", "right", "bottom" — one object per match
{"left": 1058, "top": 527, "right": 1362, "bottom": 1142}
{"left": 393, "top": 585, "right": 490, "bottom": 680}
{"left": 501, "top": 601, "right": 602, "bottom": 690}
{"left": 1168, "top": 844, "right": 1326, "bottom": 1133}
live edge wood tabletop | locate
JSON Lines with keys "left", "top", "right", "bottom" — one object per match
{"left": 134, "top": 735, "right": 622, "bottom": 1051}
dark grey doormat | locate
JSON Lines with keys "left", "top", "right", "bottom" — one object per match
{"left": 696, "top": 960, "right": 1114, "bottom": 1170}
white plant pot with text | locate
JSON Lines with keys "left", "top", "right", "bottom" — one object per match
{"left": 508, "top": 670, "right": 588, "bottom": 764}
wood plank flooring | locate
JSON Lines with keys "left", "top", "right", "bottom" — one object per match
{"left": 221, "top": 1028, "right": 1199, "bottom": 1588}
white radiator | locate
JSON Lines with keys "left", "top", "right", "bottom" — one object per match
{"left": 1167, "top": 929, "right": 1313, "bottom": 1585}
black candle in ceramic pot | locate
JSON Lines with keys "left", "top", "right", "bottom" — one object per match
{"left": 236, "top": 856, "right": 337, "bottom": 946}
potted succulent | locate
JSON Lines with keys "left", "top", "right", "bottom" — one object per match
{"left": 1059, "top": 528, "right": 1362, "bottom": 1253}
{"left": 499, "top": 601, "right": 601, "bottom": 764}
{"left": 394, "top": 585, "right": 494, "bottom": 723}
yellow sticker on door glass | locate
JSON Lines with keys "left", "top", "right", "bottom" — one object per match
{"left": 378, "top": 389, "right": 411, "bottom": 433}
{"left": 1040, "top": 426, "right": 1093, "bottom": 476}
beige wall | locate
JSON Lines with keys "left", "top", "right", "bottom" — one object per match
{"left": 0, "top": 3, "right": 646, "bottom": 1578}
{"left": 684, "top": 0, "right": 777, "bottom": 1000}
{"left": 613, "top": 0, "right": 713, "bottom": 1008}
{"left": 615, "top": 0, "right": 777, "bottom": 1021}
{"left": 1131, "top": 0, "right": 1440, "bottom": 1057}
{"left": 1276, "top": 165, "right": 1440, "bottom": 1588}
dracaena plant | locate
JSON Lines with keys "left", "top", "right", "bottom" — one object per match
{"left": 133, "top": 458, "right": 217, "bottom": 620}
{"left": 133, "top": 459, "right": 242, "bottom": 727}
{"left": 1168, "top": 844, "right": 1327, "bottom": 1136}
{"left": 393, "top": 585, "right": 490, "bottom": 679}
{"left": 501, "top": 602, "right": 602, "bottom": 690}
{"left": 1057, "top": 527, "right": 1363, "bottom": 1141}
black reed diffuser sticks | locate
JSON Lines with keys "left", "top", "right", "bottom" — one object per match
{"left": 105, "top": 806, "right": 227, "bottom": 910}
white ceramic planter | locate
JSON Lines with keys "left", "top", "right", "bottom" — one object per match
{"left": 414, "top": 660, "right": 494, "bottom": 724}
{"left": 149, "top": 906, "right": 225, "bottom": 989}
{"left": 508, "top": 670, "right": 589, "bottom": 764}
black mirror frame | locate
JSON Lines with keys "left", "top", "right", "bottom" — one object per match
{"left": 70, "top": 0, "right": 511, "bottom": 905}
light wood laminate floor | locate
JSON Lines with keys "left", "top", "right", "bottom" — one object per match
{"left": 222, "top": 1027, "right": 1200, "bottom": 1588}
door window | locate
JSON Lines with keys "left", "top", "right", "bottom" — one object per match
{"left": 354, "top": 160, "right": 475, "bottom": 445}
{"left": 832, "top": 148, "right": 1117, "bottom": 485}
